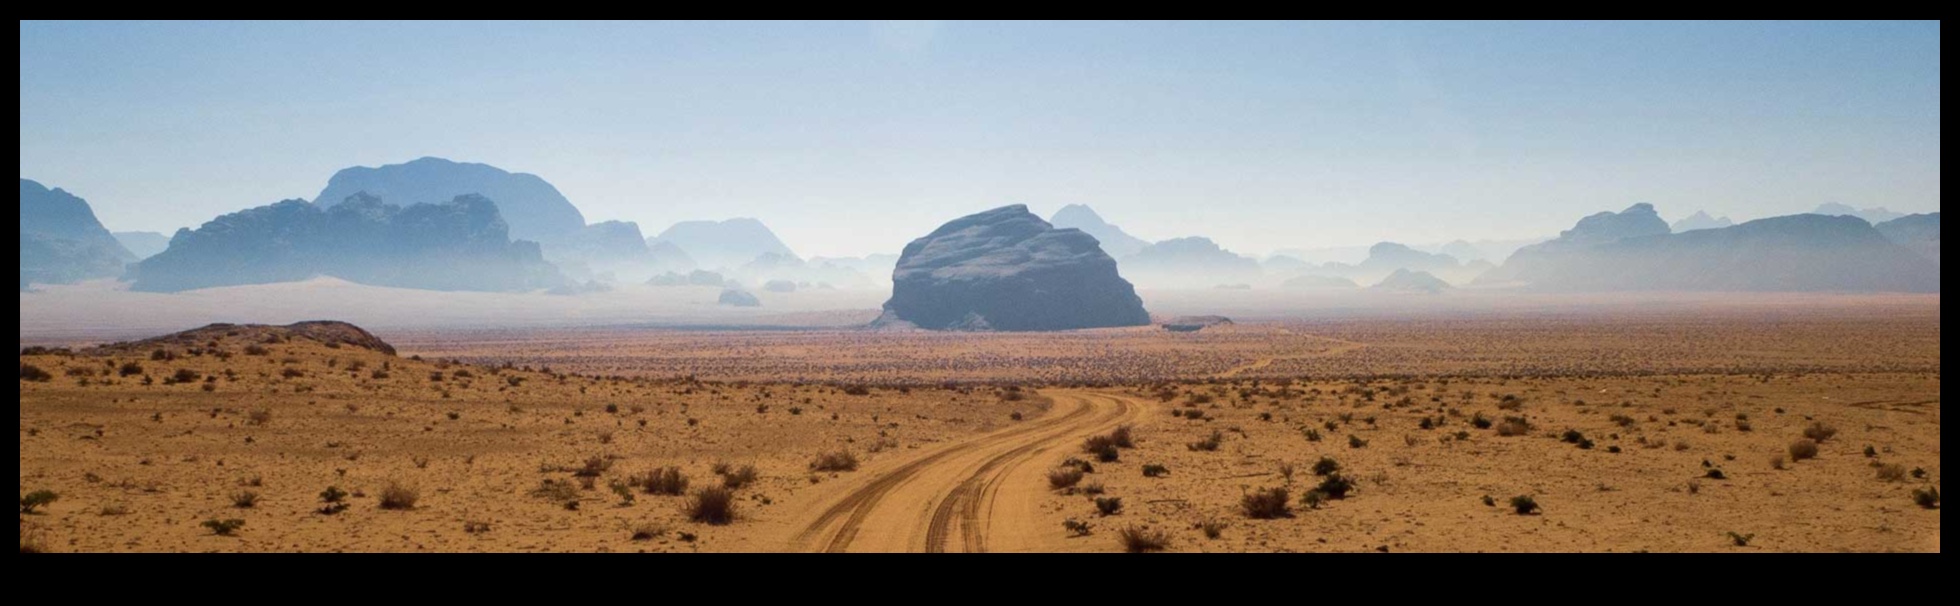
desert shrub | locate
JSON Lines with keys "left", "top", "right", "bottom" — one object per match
{"left": 230, "top": 491, "right": 260, "bottom": 509}
{"left": 1312, "top": 457, "right": 1341, "bottom": 477}
{"left": 1064, "top": 519, "right": 1094, "bottom": 537}
{"left": 168, "top": 368, "right": 201, "bottom": 384}
{"left": 378, "top": 482, "right": 420, "bottom": 510}
{"left": 1912, "top": 487, "right": 1940, "bottom": 509}
{"left": 1199, "top": 519, "right": 1228, "bottom": 540}
{"left": 574, "top": 456, "right": 613, "bottom": 478}
{"left": 1241, "top": 488, "right": 1292, "bottom": 520}
{"left": 1495, "top": 417, "right": 1532, "bottom": 437}
{"left": 630, "top": 522, "right": 665, "bottom": 542}
{"left": 810, "top": 450, "right": 860, "bottom": 472}
{"left": 243, "top": 344, "right": 270, "bottom": 356}
{"left": 201, "top": 519, "right": 245, "bottom": 536}
{"left": 1510, "top": 495, "right": 1541, "bottom": 516}
{"left": 1728, "top": 532, "right": 1755, "bottom": 548}
{"left": 247, "top": 409, "right": 272, "bottom": 426}
{"left": 1187, "top": 431, "right": 1223, "bottom": 452}
{"left": 118, "top": 361, "right": 144, "bottom": 377}
{"left": 1303, "top": 428, "right": 1323, "bottom": 442}
{"left": 1788, "top": 439, "right": 1820, "bottom": 461}
{"left": 1111, "top": 425, "right": 1137, "bottom": 449}
{"left": 19, "top": 364, "right": 52, "bottom": 383}
{"left": 1048, "top": 468, "right": 1086, "bottom": 490}
{"left": 1561, "top": 429, "right": 1586, "bottom": 445}
{"left": 1770, "top": 456, "right": 1786, "bottom": 470}
{"left": 842, "top": 385, "right": 872, "bottom": 396}
{"left": 1803, "top": 422, "right": 1839, "bottom": 443}
{"left": 318, "top": 486, "right": 350, "bottom": 515}
{"left": 19, "top": 523, "right": 46, "bottom": 554}
{"left": 1705, "top": 469, "right": 1727, "bottom": 480}
{"left": 1471, "top": 414, "right": 1493, "bottom": 430}
{"left": 1119, "top": 526, "right": 1171, "bottom": 553}
{"left": 532, "top": 479, "right": 583, "bottom": 505}
{"left": 718, "top": 464, "right": 759, "bottom": 490}
{"left": 1085, "top": 436, "right": 1121, "bottom": 462}
{"left": 280, "top": 368, "right": 305, "bottom": 379}
{"left": 1877, "top": 464, "right": 1908, "bottom": 483}
{"left": 1347, "top": 435, "right": 1369, "bottom": 449}
{"left": 686, "top": 487, "right": 737, "bottom": 525}
{"left": 1095, "top": 497, "right": 1124, "bottom": 516}
{"left": 19, "top": 491, "right": 58, "bottom": 514}
{"left": 1316, "top": 475, "right": 1355, "bottom": 500}
{"left": 1142, "top": 464, "right": 1170, "bottom": 478}
{"left": 1061, "top": 458, "right": 1096, "bottom": 474}
{"left": 1181, "top": 409, "right": 1206, "bottom": 421}
{"left": 1303, "top": 490, "right": 1328, "bottom": 510}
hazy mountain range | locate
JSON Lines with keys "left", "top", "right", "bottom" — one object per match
{"left": 20, "top": 179, "right": 135, "bottom": 289}
{"left": 1050, "top": 204, "right": 1152, "bottom": 259}
{"left": 316, "top": 157, "right": 586, "bottom": 241}
{"left": 129, "top": 193, "right": 565, "bottom": 293}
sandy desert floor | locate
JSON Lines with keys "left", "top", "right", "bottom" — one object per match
{"left": 17, "top": 297, "right": 1942, "bottom": 553}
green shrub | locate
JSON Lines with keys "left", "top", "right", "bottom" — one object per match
{"left": 1312, "top": 457, "right": 1340, "bottom": 477}
{"left": 18, "top": 491, "right": 57, "bottom": 515}
{"left": 1316, "top": 475, "right": 1354, "bottom": 500}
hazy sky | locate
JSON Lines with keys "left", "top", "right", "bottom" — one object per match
{"left": 20, "top": 20, "right": 1941, "bottom": 258}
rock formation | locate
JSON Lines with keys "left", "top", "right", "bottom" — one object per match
{"left": 315, "top": 158, "right": 585, "bottom": 241}
{"left": 129, "top": 193, "right": 566, "bottom": 293}
{"left": 1373, "top": 269, "right": 1453, "bottom": 294}
{"left": 1671, "top": 211, "right": 1734, "bottom": 233}
{"left": 20, "top": 179, "right": 135, "bottom": 286}
{"left": 878, "top": 205, "right": 1150, "bottom": 331}
{"left": 649, "top": 218, "right": 797, "bottom": 271}
{"left": 1120, "top": 237, "right": 1263, "bottom": 289}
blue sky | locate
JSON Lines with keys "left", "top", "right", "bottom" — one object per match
{"left": 19, "top": 20, "right": 1941, "bottom": 258}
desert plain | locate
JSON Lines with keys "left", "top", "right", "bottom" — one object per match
{"left": 17, "top": 294, "right": 1941, "bottom": 553}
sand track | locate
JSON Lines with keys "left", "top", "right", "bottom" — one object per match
{"left": 785, "top": 392, "right": 1143, "bottom": 553}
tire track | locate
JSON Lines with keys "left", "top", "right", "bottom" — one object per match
{"left": 925, "top": 394, "right": 1137, "bottom": 553}
{"left": 786, "top": 391, "right": 1143, "bottom": 553}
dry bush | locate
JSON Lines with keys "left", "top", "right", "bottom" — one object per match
{"left": 1877, "top": 464, "right": 1908, "bottom": 483}
{"left": 719, "top": 464, "right": 760, "bottom": 490}
{"left": 1315, "top": 475, "right": 1354, "bottom": 500}
{"left": 1095, "top": 497, "right": 1124, "bottom": 516}
{"left": 1241, "top": 487, "right": 1292, "bottom": 520}
{"left": 810, "top": 450, "right": 860, "bottom": 472}
{"left": 686, "top": 487, "right": 737, "bottom": 525}
{"left": 19, "top": 522, "right": 47, "bottom": 554}
{"left": 1142, "top": 464, "right": 1170, "bottom": 478}
{"left": 638, "top": 467, "right": 689, "bottom": 496}
{"left": 1803, "top": 422, "right": 1839, "bottom": 443}
{"left": 1110, "top": 425, "right": 1136, "bottom": 449}
{"left": 1788, "top": 439, "right": 1820, "bottom": 461}
{"left": 1084, "top": 435, "right": 1121, "bottom": 462}
{"left": 19, "top": 491, "right": 58, "bottom": 515}
{"left": 201, "top": 518, "right": 245, "bottom": 536}
{"left": 230, "top": 491, "right": 260, "bottom": 509}
{"left": 1495, "top": 417, "right": 1532, "bottom": 437}
{"left": 1510, "top": 495, "right": 1541, "bottom": 516}
{"left": 1119, "top": 526, "right": 1171, "bottom": 553}
{"left": 1912, "top": 487, "right": 1940, "bottom": 509}
{"left": 247, "top": 409, "right": 273, "bottom": 426}
{"left": 1188, "top": 431, "right": 1224, "bottom": 452}
{"left": 19, "top": 364, "right": 53, "bottom": 383}
{"left": 1048, "top": 468, "right": 1086, "bottom": 490}
{"left": 378, "top": 482, "right": 420, "bottom": 510}
{"left": 1199, "top": 519, "right": 1228, "bottom": 540}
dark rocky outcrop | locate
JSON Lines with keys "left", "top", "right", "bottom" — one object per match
{"left": 113, "top": 231, "right": 173, "bottom": 260}
{"left": 1373, "top": 269, "right": 1453, "bottom": 294}
{"left": 128, "top": 193, "right": 566, "bottom": 293}
{"left": 315, "top": 158, "right": 585, "bottom": 241}
{"left": 1876, "top": 213, "right": 1939, "bottom": 264}
{"left": 20, "top": 179, "right": 135, "bottom": 286}
{"left": 718, "top": 289, "right": 761, "bottom": 308}
{"left": 1050, "top": 204, "right": 1151, "bottom": 259}
{"left": 1484, "top": 213, "right": 1938, "bottom": 293}
{"left": 1162, "top": 316, "right": 1233, "bottom": 333}
{"left": 878, "top": 205, "right": 1150, "bottom": 332}
{"left": 1358, "top": 243, "right": 1460, "bottom": 274}
{"left": 90, "top": 321, "right": 397, "bottom": 357}
{"left": 650, "top": 219, "right": 797, "bottom": 271}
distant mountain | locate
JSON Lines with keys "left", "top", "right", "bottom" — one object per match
{"left": 315, "top": 157, "right": 585, "bottom": 241}
{"left": 1437, "top": 241, "right": 1485, "bottom": 263}
{"left": 1483, "top": 213, "right": 1937, "bottom": 293}
{"left": 645, "top": 240, "right": 699, "bottom": 273}
{"left": 1121, "top": 237, "right": 1262, "bottom": 289}
{"left": 114, "top": 231, "right": 172, "bottom": 260}
{"left": 20, "top": 179, "right": 135, "bottom": 287}
{"left": 1671, "top": 211, "right": 1734, "bottom": 233}
{"left": 1479, "top": 204, "right": 1670, "bottom": 285}
{"left": 878, "top": 205, "right": 1149, "bottom": 331}
{"left": 129, "top": 193, "right": 566, "bottom": 293}
{"left": 650, "top": 218, "right": 797, "bottom": 271}
{"left": 1815, "top": 203, "right": 1905, "bottom": 226}
{"left": 1359, "top": 243, "right": 1459, "bottom": 273}
{"left": 1373, "top": 269, "right": 1452, "bottom": 294}
{"left": 1875, "top": 214, "right": 1939, "bottom": 264}
{"left": 538, "top": 221, "right": 653, "bottom": 280}
{"left": 1050, "top": 204, "right": 1151, "bottom": 259}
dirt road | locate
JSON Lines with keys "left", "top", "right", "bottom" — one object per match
{"left": 783, "top": 391, "right": 1144, "bottom": 553}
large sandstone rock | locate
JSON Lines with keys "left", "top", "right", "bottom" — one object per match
{"left": 878, "top": 205, "right": 1150, "bottom": 332}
